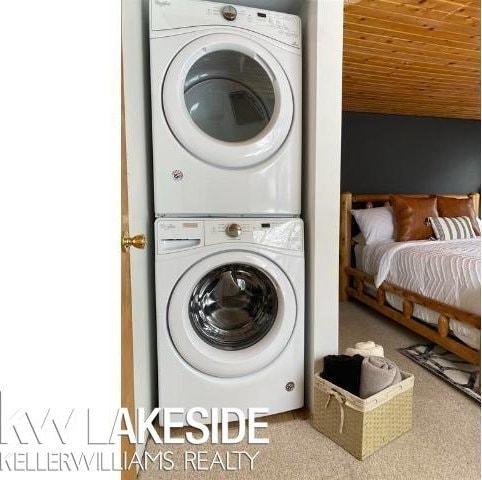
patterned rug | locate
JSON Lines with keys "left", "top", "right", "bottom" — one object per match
{"left": 398, "top": 343, "right": 480, "bottom": 403}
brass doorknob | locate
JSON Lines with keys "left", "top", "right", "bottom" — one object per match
{"left": 122, "top": 232, "right": 146, "bottom": 252}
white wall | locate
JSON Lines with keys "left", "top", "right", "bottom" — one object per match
{"left": 301, "top": 0, "right": 344, "bottom": 409}
{"left": 122, "top": 0, "right": 157, "bottom": 457}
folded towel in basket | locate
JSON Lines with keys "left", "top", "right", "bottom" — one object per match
{"left": 321, "top": 354, "right": 364, "bottom": 396}
{"left": 360, "top": 356, "right": 402, "bottom": 399}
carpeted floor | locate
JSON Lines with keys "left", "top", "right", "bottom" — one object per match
{"left": 138, "top": 301, "right": 480, "bottom": 480}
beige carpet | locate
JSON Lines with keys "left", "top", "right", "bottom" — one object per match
{"left": 138, "top": 301, "right": 480, "bottom": 480}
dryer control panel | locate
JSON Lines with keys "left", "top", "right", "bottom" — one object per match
{"left": 151, "top": 0, "right": 302, "bottom": 49}
{"left": 156, "top": 218, "right": 304, "bottom": 254}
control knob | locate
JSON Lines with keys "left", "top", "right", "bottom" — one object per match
{"left": 222, "top": 5, "right": 237, "bottom": 21}
{"left": 226, "top": 223, "right": 242, "bottom": 238}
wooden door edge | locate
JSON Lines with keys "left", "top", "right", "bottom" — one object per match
{"left": 121, "top": 50, "right": 137, "bottom": 480}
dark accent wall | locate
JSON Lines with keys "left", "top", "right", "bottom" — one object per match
{"left": 341, "top": 112, "right": 481, "bottom": 195}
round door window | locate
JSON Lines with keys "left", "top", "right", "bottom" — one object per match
{"left": 162, "top": 34, "right": 294, "bottom": 168}
{"left": 184, "top": 51, "right": 275, "bottom": 143}
{"left": 167, "top": 250, "right": 296, "bottom": 377}
{"left": 189, "top": 263, "right": 278, "bottom": 350}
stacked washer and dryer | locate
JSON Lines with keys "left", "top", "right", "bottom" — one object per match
{"left": 150, "top": 0, "right": 304, "bottom": 424}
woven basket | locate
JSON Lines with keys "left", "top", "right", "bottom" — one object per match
{"left": 312, "top": 371, "right": 414, "bottom": 460}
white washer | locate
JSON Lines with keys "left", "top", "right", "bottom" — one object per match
{"left": 155, "top": 218, "right": 304, "bottom": 424}
{"left": 150, "top": 0, "right": 302, "bottom": 217}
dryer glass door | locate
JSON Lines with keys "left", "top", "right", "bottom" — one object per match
{"left": 184, "top": 50, "right": 275, "bottom": 143}
{"left": 168, "top": 251, "right": 296, "bottom": 378}
{"left": 162, "top": 33, "right": 294, "bottom": 169}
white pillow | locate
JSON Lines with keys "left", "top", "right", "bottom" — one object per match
{"left": 351, "top": 206, "right": 395, "bottom": 245}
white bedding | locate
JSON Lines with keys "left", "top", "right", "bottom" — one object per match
{"left": 356, "top": 238, "right": 481, "bottom": 350}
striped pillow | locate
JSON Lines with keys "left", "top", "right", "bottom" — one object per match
{"left": 428, "top": 216, "right": 476, "bottom": 240}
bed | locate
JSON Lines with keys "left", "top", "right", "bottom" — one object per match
{"left": 340, "top": 193, "right": 481, "bottom": 366}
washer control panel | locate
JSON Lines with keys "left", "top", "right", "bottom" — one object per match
{"left": 156, "top": 218, "right": 303, "bottom": 254}
{"left": 151, "top": 0, "right": 302, "bottom": 49}
{"left": 205, "top": 219, "right": 303, "bottom": 251}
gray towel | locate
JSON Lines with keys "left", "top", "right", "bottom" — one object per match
{"left": 359, "top": 356, "right": 402, "bottom": 399}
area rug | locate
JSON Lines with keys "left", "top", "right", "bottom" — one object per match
{"left": 398, "top": 343, "right": 480, "bottom": 403}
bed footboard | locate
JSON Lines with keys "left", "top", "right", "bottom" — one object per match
{"left": 345, "top": 267, "right": 480, "bottom": 365}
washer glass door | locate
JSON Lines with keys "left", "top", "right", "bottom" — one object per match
{"left": 168, "top": 251, "right": 296, "bottom": 378}
{"left": 189, "top": 263, "right": 278, "bottom": 350}
{"left": 162, "top": 33, "right": 294, "bottom": 169}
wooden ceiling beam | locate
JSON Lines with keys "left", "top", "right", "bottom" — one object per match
{"left": 344, "top": 39, "right": 480, "bottom": 68}
{"left": 353, "top": 0, "right": 479, "bottom": 26}
{"left": 344, "top": 13, "right": 480, "bottom": 43}
{"left": 344, "top": 18, "right": 480, "bottom": 49}
{"left": 343, "top": 95, "right": 479, "bottom": 109}
{"left": 343, "top": 57, "right": 479, "bottom": 81}
{"left": 343, "top": 74, "right": 478, "bottom": 92}
{"left": 344, "top": 29, "right": 480, "bottom": 58}
{"left": 415, "top": 0, "right": 481, "bottom": 18}
{"left": 347, "top": 4, "right": 480, "bottom": 35}
{"left": 343, "top": 51, "right": 479, "bottom": 75}
{"left": 343, "top": 82, "right": 480, "bottom": 98}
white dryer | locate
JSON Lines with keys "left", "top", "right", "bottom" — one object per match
{"left": 149, "top": 0, "right": 302, "bottom": 217}
{"left": 155, "top": 218, "right": 304, "bottom": 424}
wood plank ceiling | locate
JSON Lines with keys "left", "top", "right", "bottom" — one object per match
{"left": 343, "top": 0, "right": 481, "bottom": 119}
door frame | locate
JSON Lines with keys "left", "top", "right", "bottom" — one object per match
{"left": 121, "top": 55, "right": 137, "bottom": 480}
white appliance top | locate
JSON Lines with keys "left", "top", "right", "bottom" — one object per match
{"left": 156, "top": 218, "right": 304, "bottom": 254}
{"left": 150, "top": 0, "right": 301, "bottom": 48}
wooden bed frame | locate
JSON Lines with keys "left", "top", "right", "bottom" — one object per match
{"left": 340, "top": 192, "right": 481, "bottom": 366}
